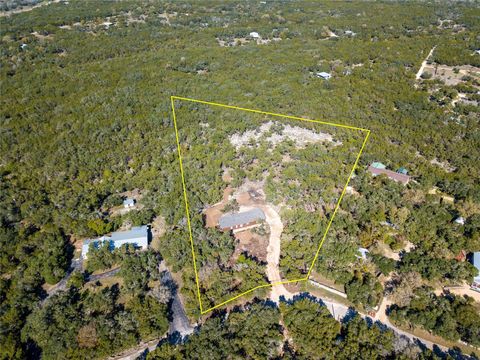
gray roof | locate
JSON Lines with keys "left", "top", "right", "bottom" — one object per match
{"left": 83, "top": 225, "right": 148, "bottom": 245}
{"left": 123, "top": 198, "right": 135, "bottom": 205}
{"left": 473, "top": 252, "right": 480, "bottom": 281}
{"left": 219, "top": 208, "right": 265, "bottom": 229}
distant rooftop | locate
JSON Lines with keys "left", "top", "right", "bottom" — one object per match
{"left": 473, "top": 252, "right": 480, "bottom": 282}
{"left": 83, "top": 225, "right": 148, "bottom": 246}
{"left": 123, "top": 198, "right": 135, "bottom": 206}
{"left": 368, "top": 165, "right": 410, "bottom": 185}
{"left": 316, "top": 72, "right": 332, "bottom": 79}
{"left": 82, "top": 225, "right": 149, "bottom": 258}
{"left": 371, "top": 162, "right": 386, "bottom": 169}
{"left": 219, "top": 208, "right": 265, "bottom": 229}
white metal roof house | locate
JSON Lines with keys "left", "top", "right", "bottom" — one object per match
{"left": 472, "top": 252, "right": 480, "bottom": 291}
{"left": 356, "top": 247, "right": 370, "bottom": 260}
{"left": 123, "top": 198, "right": 135, "bottom": 208}
{"left": 82, "top": 225, "right": 149, "bottom": 259}
{"left": 316, "top": 72, "right": 332, "bottom": 80}
{"left": 454, "top": 216, "right": 465, "bottom": 225}
{"left": 249, "top": 31, "right": 260, "bottom": 38}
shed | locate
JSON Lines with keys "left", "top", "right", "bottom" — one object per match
{"left": 454, "top": 216, "right": 465, "bottom": 225}
{"left": 397, "top": 167, "right": 408, "bottom": 175}
{"left": 316, "top": 72, "right": 332, "bottom": 80}
{"left": 123, "top": 198, "right": 135, "bottom": 208}
{"left": 356, "top": 247, "right": 369, "bottom": 260}
{"left": 249, "top": 31, "right": 260, "bottom": 39}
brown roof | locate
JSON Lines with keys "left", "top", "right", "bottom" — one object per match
{"left": 368, "top": 166, "right": 410, "bottom": 185}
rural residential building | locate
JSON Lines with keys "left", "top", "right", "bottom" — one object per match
{"left": 397, "top": 167, "right": 408, "bottom": 175}
{"left": 219, "top": 208, "right": 265, "bottom": 231}
{"left": 471, "top": 252, "right": 480, "bottom": 292}
{"left": 454, "top": 216, "right": 465, "bottom": 225}
{"left": 82, "top": 225, "right": 149, "bottom": 259}
{"left": 356, "top": 247, "right": 369, "bottom": 260}
{"left": 368, "top": 163, "right": 411, "bottom": 185}
{"left": 123, "top": 198, "right": 135, "bottom": 208}
{"left": 316, "top": 72, "right": 332, "bottom": 80}
{"left": 249, "top": 31, "right": 260, "bottom": 38}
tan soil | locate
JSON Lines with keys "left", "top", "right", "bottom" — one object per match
{"left": 232, "top": 230, "right": 268, "bottom": 262}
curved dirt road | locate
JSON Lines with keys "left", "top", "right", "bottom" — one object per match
{"left": 239, "top": 205, "right": 295, "bottom": 302}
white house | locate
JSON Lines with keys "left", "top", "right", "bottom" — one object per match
{"left": 123, "top": 198, "right": 135, "bottom": 208}
{"left": 471, "top": 252, "right": 480, "bottom": 292}
{"left": 316, "top": 72, "right": 332, "bottom": 80}
{"left": 20, "top": 43, "right": 28, "bottom": 50}
{"left": 356, "top": 247, "right": 369, "bottom": 260}
{"left": 82, "top": 225, "right": 149, "bottom": 259}
{"left": 454, "top": 216, "right": 465, "bottom": 225}
{"left": 249, "top": 31, "right": 260, "bottom": 39}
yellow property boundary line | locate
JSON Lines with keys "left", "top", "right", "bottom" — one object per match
{"left": 170, "top": 95, "right": 370, "bottom": 314}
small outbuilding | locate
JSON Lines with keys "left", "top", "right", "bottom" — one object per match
{"left": 454, "top": 216, "right": 465, "bottom": 225}
{"left": 471, "top": 252, "right": 480, "bottom": 291}
{"left": 249, "top": 31, "right": 260, "bottom": 39}
{"left": 123, "top": 198, "right": 135, "bottom": 208}
{"left": 316, "top": 72, "right": 332, "bottom": 80}
{"left": 356, "top": 247, "right": 370, "bottom": 260}
{"left": 397, "top": 167, "right": 408, "bottom": 175}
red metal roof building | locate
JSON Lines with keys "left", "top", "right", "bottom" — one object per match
{"left": 368, "top": 166, "right": 411, "bottom": 185}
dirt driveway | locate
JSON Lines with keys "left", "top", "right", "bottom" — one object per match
{"left": 239, "top": 204, "right": 295, "bottom": 302}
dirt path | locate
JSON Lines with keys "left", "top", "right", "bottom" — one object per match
{"left": 415, "top": 45, "right": 436, "bottom": 80}
{"left": 239, "top": 204, "right": 295, "bottom": 302}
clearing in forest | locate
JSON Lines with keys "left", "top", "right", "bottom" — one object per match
{"left": 171, "top": 96, "right": 370, "bottom": 314}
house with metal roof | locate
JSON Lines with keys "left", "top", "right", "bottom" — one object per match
{"left": 356, "top": 247, "right": 370, "bottom": 260}
{"left": 397, "top": 167, "right": 408, "bottom": 175}
{"left": 218, "top": 208, "right": 265, "bottom": 231}
{"left": 368, "top": 163, "right": 410, "bottom": 185}
{"left": 123, "top": 198, "right": 135, "bottom": 208}
{"left": 316, "top": 72, "right": 332, "bottom": 80}
{"left": 82, "top": 225, "right": 149, "bottom": 259}
{"left": 371, "top": 162, "right": 386, "bottom": 169}
{"left": 471, "top": 252, "right": 480, "bottom": 292}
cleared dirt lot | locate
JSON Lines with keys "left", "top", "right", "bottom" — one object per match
{"left": 232, "top": 230, "right": 269, "bottom": 263}
{"left": 422, "top": 64, "right": 480, "bottom": 86}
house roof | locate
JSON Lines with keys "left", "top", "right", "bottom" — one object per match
{"left": 371, "top": 162, "right": 386, "bottom": 169}
{"left": 123, "top": 198, "right": 135, "bottom": 205}
{"left": 219, "top": 208, "right": 265, "bottom": 229}
{"left": 357, "top": 247, "right": 369, "bottom": 259}
{"left": 368, "top": 165, "right": 410, "bottom": 185}
{"left": 316, "top": 72, "right": 331, "bottom": 78}
{"left": 473, "top": 252, "right": 480, "bottom": 281}
{"left": 83, "top": 225, "right": 148, "bottom": 245}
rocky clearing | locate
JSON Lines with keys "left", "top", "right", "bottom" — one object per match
{"left": 229, "top": 120, "right": 340, "bottom": 151}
